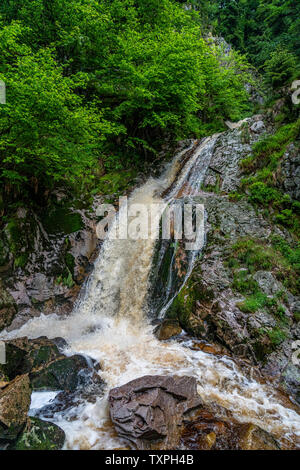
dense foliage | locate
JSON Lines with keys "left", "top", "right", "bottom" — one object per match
{"left": 0, "top": 0, "right": 251, "bottom": 201}
{"left": 189, "top": 0, "right": 300, "bottom": 87}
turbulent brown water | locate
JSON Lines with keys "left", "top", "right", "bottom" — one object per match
{"left": 1, "top": 136, "right": 300, "bottom": 449}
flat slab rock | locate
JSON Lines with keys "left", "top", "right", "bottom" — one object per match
{"left": 109, "top": 375, "right": 202, "bottom": 450}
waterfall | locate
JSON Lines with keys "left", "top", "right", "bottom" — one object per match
{"left": 1, "top": 136, "right": 300, "bottom": 450}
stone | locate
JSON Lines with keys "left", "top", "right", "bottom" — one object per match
{"left": 250, "top": 120, "right": 265, "bottom": 134}
{"left": 0, "top": 336, "right": 61, "bottom": 381}
{"left": 253, "top": 271, "right": 283, "bottom": 296}
{"left": 0, "top": 374, "right": 31, "bottom": 441}
{"left": 279, "top": 143, "right": 300, "bottom": 201}
{"left": 0, "top": 282, "right": 17, "bottom": 331}
{"left": 10, "top": 417, "right": 65, "bottom": 450}
{"left": 109, "top": 375, "right": 202, "bottom": 450}
{"left": 30, "top": 354, "right": 101, "bottom": 392}
{"left": 154, "top": 319, "right": 182, "bottom": 340}
{"left": 0, "top": 337, "right": 103, "bottom": 395}
{"left": 180, "top": 408, "right": 281, "bottom": 450}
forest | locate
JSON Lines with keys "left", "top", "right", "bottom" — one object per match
{"left": 0, "top": 1, "right": 299, "bottom": 206}
{"left": 0, "top": 0, "right": 300, "bottom": 454}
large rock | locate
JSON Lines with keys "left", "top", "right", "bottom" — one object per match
{"left": 0, "top": 337, "right": 103, "bottom": 394}
{"left": 0, "top": 282, "right": 17, "bottom": 331}
{"left": 154, "top": 319, "right": 182, "bottom": 341}
{"left": 0, "top": 336, "right": 62, "bottom": 381}
{"left": 0, "top": 195, "right": 101, "bottom": 333}
{"left": 10, "top": 417, "right": 65, "bottom": 450}
{"left": 109, "top": 375, "right": 202, "bottom": 450}
{"left": 279, "top": 142, "right": 300, "bottom": 201}
{"left": 30, "top": 354, "right": 102, "bottom": 392}
{"left": 180, "top": 408, "right": 281, "bottom": 450}
{"left": 0, "top": 374, "right": 31, "bottom": 441}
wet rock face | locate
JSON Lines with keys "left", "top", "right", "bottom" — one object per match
{"left": 0, "top": 374, "right": 31, "bottom": 442}
{"left": 0, "top": 336, "right": 104, "bottom": 394}
{"left": 109, "top": 375, "right": 202, "bottom": 450}
{"left": 202, "top": 115, "right": 272, "bottom": 194}
{"left": 180, "top": 409, "right": 280, "bottom": 450}
{"left": 10, "top": 417, "right": 65, "bottom": 450}
{"left": 162, "top": 116, "right": 300, "bottom": 403}
{"left": 0, "top": 281, "right": 17, "bottom": 330}
{"left": 165, "top": 193, "right": 300, "bottom": 400}
{"left": 279, "top": 142, "right": 300, "bottom": 201}
{"left": 154, "top": 319, "right": 182, "bottom": 340}
{"left": 0, "top": 195, "right": 102, "bottom": 332}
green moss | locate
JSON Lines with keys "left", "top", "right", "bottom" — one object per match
{"left": 28, "top": 345, "right": 59, "bottom": 370}
{"left": 237, "top": 291, "right": 269, "bottom": 313}
{"left": 228, "top": 237, "right": 300, "bottom": 295}
{"left": 240, "top": 119, "right": 300, "bottom": 235}
{"left": 232, "top": 270, "right": 259, "bottom": 294}
{"left": 228, "top": 238, "right": 274, "bottom": 273}
{"left": 92, "top": 170, "right": 137, "bottom": 196}
{"left": 30, "top": 356, "right": 86, "bottom": 392}
{"left": 42, "top": 208, "right": 83, "bottom": 235}
{"left": 228, "top": 192, "right": 244, "bottom": 202}
{"left": 56, "top": 269, "right": 74, "bottom": 288}
{"left": 202, "top": 174, "right": 221, "bottom": 194}
{"left": 254, "top": 326, "right": 287, "bottom": 361}
{"left": 242, "top": 120, "right": 300, "bottom": 173}
{"left": 266, "top": 327, "right": 287, "bottom": 346}
{"left": 65, "top": 252, "right": 75, "bottom": 275}
{"left": 294, "top": 312, "right": 300, "bottom": 322}
{"left": 5, "top": 219, "right": 22, "bottom": 255}
{"left": 11, "top": 417, "right": 65, "bottom": 450}
{"left": 167, "top": 281, "right": 196, "bottom": 324}
{"left": 228, "top": 237, "right": 298, "bottom": 324}
{"left": 166, "top": 276, "right": 214, "bottom": 336}
{"left": 14, "top": 253, "right": 29, "bottom": 268}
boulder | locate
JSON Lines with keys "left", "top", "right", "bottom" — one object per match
{"left": 0, "top": 282, "right": 17, "bottom": 331}
{"left": 279, "top": 143, "right": 300, "bottom": 201}
{"left": 10, "top": 417, "right": 65, "bottom": 450}
{"left": 0, "top": 337, "right": 103, "bottom": 394}
{"left": 180, "top": 408, "right": 281, "bottom": 450}
{"left": 154, "top": 319, "right": 182, "bottom": 340}
{"left": 30, "top": 354, "right": 102, "bottom": 392}
{"left": 0, "top": 336, "right": 61, "bottom": 381}
{"left": 0, "top": 374, "right": 31, "bottom": 441}
{"left": 250, "top": 120, "right": 265, "bottom": 134}
{"left": 109, "top": 375, "right": 202, "bottom": 450}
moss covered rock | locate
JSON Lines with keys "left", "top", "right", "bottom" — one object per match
{"left": 181, "top": 408, "right": 281, "bottom": 450}
{"left": 166, "top": 276, "right": 214, "bottom": 338}
{"left": 0, "top": 282, "right": 17, "bottom": 331}
{"left": 11, "top": 417, "right": 65, "bottom": 450}
{"left": 30, "top": 354, "right": 98, "bottom": 392}
{"left": 0, "top": 337, "right": 61, "bottom": 381}
{"left": 42, "top": 207, "right": 83, "bottom": 235}
{"left": 154, "top": 319, "right": 182, "bottom": 340}
{"left": 0, "top": 232, "right": 10, "bottom": 269}
{"left": 0, "top": 374, "right": 31, "bottom": 442}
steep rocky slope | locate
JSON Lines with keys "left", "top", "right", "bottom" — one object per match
{"left": 161, "top": 114, "right": 300, "bottom": 403}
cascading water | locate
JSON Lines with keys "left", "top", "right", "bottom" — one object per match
{"left": 1, "top": 136, "right": 300, "bottom": 450}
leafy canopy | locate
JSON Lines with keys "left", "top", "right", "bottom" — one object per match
{"left": 0, "top": 0, "right": 251, "bottom": 199}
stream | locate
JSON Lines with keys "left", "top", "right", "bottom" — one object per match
{"left": 1, "top": 136, "right": 300, "bottom": 450}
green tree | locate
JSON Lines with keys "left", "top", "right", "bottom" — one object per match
{"left": 0, "top": 22, "right": 118, "bottom": 199}
{"left": 264, "top": 47, "right": 298, "bottom": 89}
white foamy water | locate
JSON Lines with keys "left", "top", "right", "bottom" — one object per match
{"left": 1, "top": 137, "right": 300, "bottom": 449}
